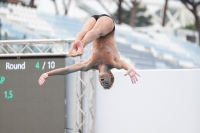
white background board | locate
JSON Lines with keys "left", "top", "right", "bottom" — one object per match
{"left": 94, "top": 69, "right": 200, "bottom": 133}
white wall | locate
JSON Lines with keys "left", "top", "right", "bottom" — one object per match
{"left": 94, "top": 69, "right": 200, "bottom": 133}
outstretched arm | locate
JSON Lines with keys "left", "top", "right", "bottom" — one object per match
{"left": 115, "top": 60, "right": 140, "bottom": 84}
{"left": 38, "top": 61, "right": 90, "bottom": 86}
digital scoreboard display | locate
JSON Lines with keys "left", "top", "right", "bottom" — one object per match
{"left": 0, "top": 57, "right": 66, "bottom": 133}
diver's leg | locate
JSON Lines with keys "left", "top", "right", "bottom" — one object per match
{"left": 69, "top": 17, "right": 96, "bottom": 56}
{"left": 69, "top": 15, "right": 114, "bottom": 57}
{"left": 81, "top": 16, "right": 114, "bottom": 47}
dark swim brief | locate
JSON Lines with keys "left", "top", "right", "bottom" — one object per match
{"left": 91, "top": 14, "right": 115, "bottom": 33}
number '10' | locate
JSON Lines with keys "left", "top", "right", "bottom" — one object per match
{"left": 48, "top": 61, "right": 55, "bottom": 69}
{"left": 4, "top": 90, "right": 13, "bottom": 99}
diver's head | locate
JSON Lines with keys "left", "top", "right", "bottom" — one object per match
{"left": 98, "top": 71, "right": 114, "bottom": 89}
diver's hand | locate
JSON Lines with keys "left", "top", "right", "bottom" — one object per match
{"left": 38, "top": 73, "right": 48, "bottom": 86}
{"left": 124, "top": 68, "right": 140, "bottom": 84}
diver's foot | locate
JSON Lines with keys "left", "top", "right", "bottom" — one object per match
{"left": 76, "top": 41, "right": 84, "bottom": 56}
{"left": 69, "top": 48, "right": 77, "bottom": 57}
{"left": 69, "top": 40, "right": 84, "bottom": 57}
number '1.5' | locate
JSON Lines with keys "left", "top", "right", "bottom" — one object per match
{"left": 4, "top": 90, "right": 13, "bottom": 99}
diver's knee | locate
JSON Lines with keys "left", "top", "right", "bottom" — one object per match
{"left": 90, "top": 28, "right": 101, "bottom": 38}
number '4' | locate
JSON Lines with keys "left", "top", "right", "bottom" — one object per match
{"left": 35, "top": 62, "right": 40, "bottom": 69}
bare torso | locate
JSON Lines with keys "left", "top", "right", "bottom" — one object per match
{"left": 87, "top": 32, "right": 120, "bottom": 69}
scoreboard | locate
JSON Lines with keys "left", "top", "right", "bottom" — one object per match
{"left": 0, "top": 56, "right": 66, "bottom": 133}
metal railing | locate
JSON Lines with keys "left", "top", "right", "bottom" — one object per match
{"left": 0, "top": 39, "right": 95, "bottom": 133}
{"left": 0, "top": 39, "right": 74, "bottom": 57}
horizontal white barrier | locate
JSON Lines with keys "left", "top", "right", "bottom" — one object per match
{"left": 0, "top": 38, "right": 75, "bottom": 57}
{"left": 94, "top": 69, "right": 200, "bottom": 133}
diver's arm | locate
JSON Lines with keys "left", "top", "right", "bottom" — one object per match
{"left": 47, "top": 62, "right": 89, "bottom": 76}
{"left": 115, "top": 60, "right": 132, "bottom": 70}
{"left": 38, "top": 61, "right": 90, "bottom": 86}
{"left": 115, "top": 60, "right": 140, "bottom": 84}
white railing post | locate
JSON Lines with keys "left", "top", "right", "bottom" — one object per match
{"left": 73, "top": 44, "right": 96, "bottom": 133}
